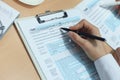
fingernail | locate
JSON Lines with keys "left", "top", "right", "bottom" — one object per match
{"left": 68, "top": 31, "right": 74, "bottom": 37}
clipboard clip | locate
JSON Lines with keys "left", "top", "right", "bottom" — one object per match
{"left": 35, "top": 10, "right": 68, "bottom": 24}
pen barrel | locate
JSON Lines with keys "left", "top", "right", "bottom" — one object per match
{"left": 60, "top": 28, "right": 105, "bottom": 41}
{"left": 78, "top": 32, "right": 106, "bottom": 41}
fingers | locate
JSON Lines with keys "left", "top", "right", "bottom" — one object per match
{"left": 70, "top": 19, "right": 100, "bottom": 35}
{"left": 68, "top": 31, "right": 88, "bottom": 48}
{"left": 70, "top": 19, "right": 93, "bottom": 30}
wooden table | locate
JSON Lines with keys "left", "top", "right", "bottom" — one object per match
{"left": 0, "top": 0, "right": 113, "bottom": 80}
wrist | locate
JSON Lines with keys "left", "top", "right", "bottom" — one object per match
{"left": 85, "top": 48, "right": 108, "bottom": 61}
{"left": 94, "top": 53, "right": 110, "bottom": 61}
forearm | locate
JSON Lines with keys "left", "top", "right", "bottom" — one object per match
{"left": 94, "top": 53, "right": 120, "bottom": 80}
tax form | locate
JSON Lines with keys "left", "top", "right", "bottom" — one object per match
{"left": 15, "top": 9, "right": 100, "bottom": 80}
{"left": 75, "top": 0, "right": 120, "bottom": 49}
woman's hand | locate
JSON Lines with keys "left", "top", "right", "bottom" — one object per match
{"left": 68, "top": 20, "right": 108, "bottom": 61}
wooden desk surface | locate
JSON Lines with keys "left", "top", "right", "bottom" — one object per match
{"left": 0, "top": 0, "right": 114, "bottom": 80}
{"left": 0, "top": 0, "right": 81, "bottom": 80}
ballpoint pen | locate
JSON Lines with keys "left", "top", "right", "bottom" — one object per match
{"left": 100, "top": 1, "right": 120, "bottom": 8}
{"left": 60, "top": 28, "right": 106, "bottom": 41}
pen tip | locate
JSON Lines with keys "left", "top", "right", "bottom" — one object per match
{"left": 60, "top": 28, "right": 64, "bottom": 31}
{"left": 60, "top": 27, "right": 65, "bottom": 29}
{"left": 60, "top": 28, "right": 69, "bottom": 30}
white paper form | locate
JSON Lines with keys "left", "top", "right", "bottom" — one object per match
{"left": 0, "top": 1, "right": 19, "bottom": 38}
{"left": 16, "top": 9, "right": 100, "bottom": 80}
{"left": 75, "top": 0, "right": 120, "bottom": 49}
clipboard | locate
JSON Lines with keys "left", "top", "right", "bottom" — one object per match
{"left": 15, "top": 10, "right": 70, "bottom": 80}
{"left": 14, "top": 0, "right": 120, "bottom": 79}
{"left": 15, "top": 9, "right": 98, "bottom": 80}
